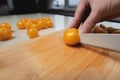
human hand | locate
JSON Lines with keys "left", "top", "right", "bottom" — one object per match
{"left": 69, "top": 0, "right": 120, "bottom": 33}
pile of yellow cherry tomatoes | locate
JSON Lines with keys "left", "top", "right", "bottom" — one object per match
{"left": 16, "top": 17, "right": 54, "bottom": 38}
{"left": 0, "top": 17, "right": 54, "bottom": 41}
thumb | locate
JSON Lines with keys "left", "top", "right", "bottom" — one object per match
{"left": 79, "top": 10, "right": 101, "bottom": 33}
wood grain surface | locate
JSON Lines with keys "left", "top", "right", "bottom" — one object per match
{"left": 0, "top": 31, "right": 120, "bottom": 80}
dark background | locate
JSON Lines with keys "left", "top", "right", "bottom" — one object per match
{"left": 0, "top": 0, "right": 76, "bottom": 16}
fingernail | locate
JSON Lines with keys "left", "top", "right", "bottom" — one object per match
{"left": 79, "top": 29, "right": 84, "bottom": 34}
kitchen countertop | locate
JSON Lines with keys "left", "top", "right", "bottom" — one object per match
{"left": 0, "top": 13, "right": 120, "bottom": 48}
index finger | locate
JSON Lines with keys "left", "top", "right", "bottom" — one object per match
{"left": 69, "top": 0, "right": 88, "bottom": 28}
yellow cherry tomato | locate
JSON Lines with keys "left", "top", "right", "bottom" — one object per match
{"left": 45, "top": 17, "right": 51, "bottom": 21}
{"left": 27, "top": 23, "right": 39, "bottom": 30}
{"left": 37, "top": 20, "right": 46, "bottom": 29}
{"left": 16, "top": 21, "right": 25, "bottom": 29}
{"left": 24, "top": 22, "right": 33, "bottom": 29}
{"left": 63, "top": 28, "right": 80, "bottom": 45}
{"left": 27, "top": 27, "right": 39, "bottom": 38}
{"left": 20, "top": 18, "right": 30, "bottom": 22}
{"left": 0, "top": 23, "right": 12, "bottom": 30}
{"left": 0, "top": 27, "right": 12, "bottom": 41}
{"left": 46, "top": 21, "right": 54, "bottom": 28}
{"left": 30, "top": 23, "right": 40, "bottom": 31}
{"left": 32, "top": 19, "right": 38, "bottom": 24}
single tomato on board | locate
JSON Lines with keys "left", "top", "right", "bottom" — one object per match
{"left": 63, "top": 28, "right": 80, "bottom": 46}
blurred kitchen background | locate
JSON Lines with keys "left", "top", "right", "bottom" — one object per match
{"left": 0, "top": 0, "right": 120, "bottom": 22}
{"left": 0, "top": 0, "right": 78, "bottom": 16}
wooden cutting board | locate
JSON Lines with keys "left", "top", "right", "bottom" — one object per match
{"left": 0, "top": 31, "right": 120, "bottom": 80}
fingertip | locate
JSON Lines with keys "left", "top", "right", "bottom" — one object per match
{"left": 78, "top": 23, "right": 84, "bottom": 33}
{"left": 79, "top": 28, "right": 91, "bottom": 33}
{"left": 68, "top": 23, "right": 75, "bottom": 28}
{"left": 68, "top": 20, "right": 79, "bottom": 28}
{"left": 68, "top": 0, "right": 87, "bottom": 29}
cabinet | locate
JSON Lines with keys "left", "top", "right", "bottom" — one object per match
{"left": 7, "top": 0, "right": 36, "bottom": 14}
